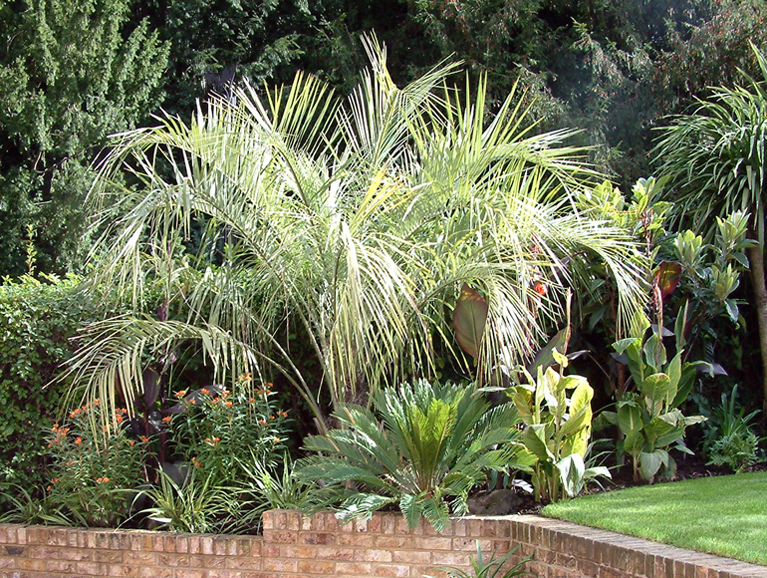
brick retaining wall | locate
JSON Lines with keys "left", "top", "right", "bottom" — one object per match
{"left": 0, "top": 512, "right": 765, "bottom": 578}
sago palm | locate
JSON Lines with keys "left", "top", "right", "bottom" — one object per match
{"left": 654, "top": 42, "right": 767, "bottom": 410}
{"left": 67, "top": 36, "right": 647, "bottom": 430}
{"left": 296, "top": 379, "right": 525, "bottom": 531}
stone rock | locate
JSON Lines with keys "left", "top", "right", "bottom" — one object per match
{"left": 467, "top": 489, "right": 522, "bottom": 515}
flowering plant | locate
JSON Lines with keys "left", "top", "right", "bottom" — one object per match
{"left": 45, "top": 400, "right": 149, "bottom": 527}
{"left": 166, "top": 374, "right": 289, "bottom": 485}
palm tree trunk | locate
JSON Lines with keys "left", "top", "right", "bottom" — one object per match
{"left": 748, "top": 245, "right": 767, "bottom": 413}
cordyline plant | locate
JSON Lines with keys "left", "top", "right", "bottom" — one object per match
{"left": 654, "top": 42, "right": 767, "bottom": 411}
{"left": 64, "top": 34, "right": 647, "bottom": 433}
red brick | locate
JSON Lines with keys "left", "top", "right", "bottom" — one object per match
{"left": 174, "top": 570, "right": 207, "bottom": 578}
{"left": 94, "top": 549, "right": 124, "bottom": 563}
{"left": 16, "top": 558, "right": 45, "bottom": 571}
{"left": 76, "top": 561, "right": 104, "bottom": 575}
{"left": 392, "top": 550, "right": 430, "bottom": 565}
{"left": 338, "top": 532, "right": 376, "bottom": 547}
{"left": 139, "top": 567, "right": 173, "bottom": 578}
{"left": 353, "top": 548, "right": 393, "bottom": 562}
{"left": 452, "top": 537, "right": 493, "bottom": 551}
{"left": 298, "top": 560, "right": 336, "bottom": 574}
{"left": 224, "top": 556, "right": 263, "bottom": 571}
{"left": 107, "top": 563, "right": 140, "bottom": 576}
{"left": 336, "top": 561, "right": 373, "bottom": 575}
{"left": 371, "top": 563, "right": 410, "bottom": 577}
{"left": 413, "top": 537, "right": 452, "bottom": 551}
{"left": 265, "top": 531, "right": 297, "bottom": 544}
{"left": 300, "top": 532, "right": 335, "bottom": 545}
{"left": 263, "top": 558, "right": 297, "bottom": 572}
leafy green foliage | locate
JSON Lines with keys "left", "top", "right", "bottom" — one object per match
{"left": 75, "top": 38, "right": 647, "bottom": 430}
{"left": 0, "top": 274, "right": 106, "bottom": 500}
{"left": 166, "top": 376, "right": 290, "bottom": 486}
{"left": 0, "top": 0, "right": 168, "bottom": 276}
{"left": 297, "top": 380, "right": 523, "bottom": 531}
{"left": 654, "top": 42, "right": 767, "bottom": 412}
{"left": 509, "top": 352, "right": 609, "bottom": 503}
{"left": 704, "top": 385, "right": 762, "bottom": 472}
{"left": 44, "top": 400, "right": 149, "bottom": 527}
{"left": 136, "top": 467, "right": 248, "bottom": 534}
{"left": 603, "top": 317, "right": 707, "bottom": 483}
{"left": 425, "top": 540, "right": 532, "bottom": 578}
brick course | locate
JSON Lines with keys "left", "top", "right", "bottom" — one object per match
{"left": 0, "top": 512, "right": 765, "bottom": 578}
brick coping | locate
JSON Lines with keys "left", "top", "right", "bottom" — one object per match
{"left": 515, "top": 515, "right": 767, "bottom": 578}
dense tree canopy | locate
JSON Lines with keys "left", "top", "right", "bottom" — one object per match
{"left": 0, "top": 0, "right": 167, "bottom": 276}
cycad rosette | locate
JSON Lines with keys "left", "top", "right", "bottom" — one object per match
{"left": 297, "top": 379, "right": 522, "bottom": 531}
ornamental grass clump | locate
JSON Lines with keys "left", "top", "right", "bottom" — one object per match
{"left": 297, "top": 379, "right": 525, "bottom": 532}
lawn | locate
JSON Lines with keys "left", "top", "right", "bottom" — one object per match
{"left": 541, "top": 471, "right": 767, "bottom": 566}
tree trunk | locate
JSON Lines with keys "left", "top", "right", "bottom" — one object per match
{"left": 748, "top": 245, "right": 767, "bottom": 413}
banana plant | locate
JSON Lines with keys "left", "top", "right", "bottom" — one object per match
{"left": 603, "top": 313, "right": 707, "bottom": 483}
{"left": 508, "top": 351, "right": 609, "bottom": 503}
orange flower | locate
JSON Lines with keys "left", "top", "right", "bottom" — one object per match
{"left": 533, "top": 281, "right": 547, "bottom": 296}
{"left": 74, "top": 437, "right": 83, "bottom": 445}
{"left": 115, "top": 414, "right": 124, "bottom": 424}
{"left": 188, "top": 399, "right": 196, "bottom": 405}
{"left": 192, "top": 457, "right": 202, "bottom": 467}
{"left": 224, "top": 401, "right": 233, "bottom": 407}
{"left": 174, "top": 390, "right": 187, "bottom": 398}
{"left": 128, "top": 440, "right": 136, "bottom": 446}
{"left": 161, "top": 416, "right": 172, "bottom": 423}
{"left": 249, "top": 398, "right": 256, "bottom": 404}
{"left": 240, "top": 372, "right": 252, "bottom": 382}
{"left": 70, "top": 408, "right": 81, "bottom": 418}
{"left": 139, "top": 435, "right": 149, "bottom": 443}
{"left": 201, "top": 388, "right": 210, "bottom": 395}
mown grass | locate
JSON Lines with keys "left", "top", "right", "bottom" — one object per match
{"left": 541, "top": 471, "right": 767, "bottom": 566}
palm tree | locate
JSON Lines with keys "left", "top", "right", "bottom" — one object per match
{"left": 67, "top": 36, "right": 647, "bottom": 431}
{"left": 654, "top": 43, "right": 767, "bottom": 411}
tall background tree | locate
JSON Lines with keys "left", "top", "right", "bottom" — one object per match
{"left": 0, "top": 0, "right": 167, "bottom": 276}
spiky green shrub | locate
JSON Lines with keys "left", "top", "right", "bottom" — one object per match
{"left": 297, "top": 380, "right": 524, "bottom": 531}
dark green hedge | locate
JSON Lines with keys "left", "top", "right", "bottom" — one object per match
{"left": 0, "top": 274, "right": 104, "bottom": 495}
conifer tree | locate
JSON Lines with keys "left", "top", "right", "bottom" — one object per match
{"left": 0, "top": 0, "right": 168, "bottom": 276}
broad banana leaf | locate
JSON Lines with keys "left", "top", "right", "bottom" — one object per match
{"left": 452, "top": 284, "right": 488, "bottom": 359}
